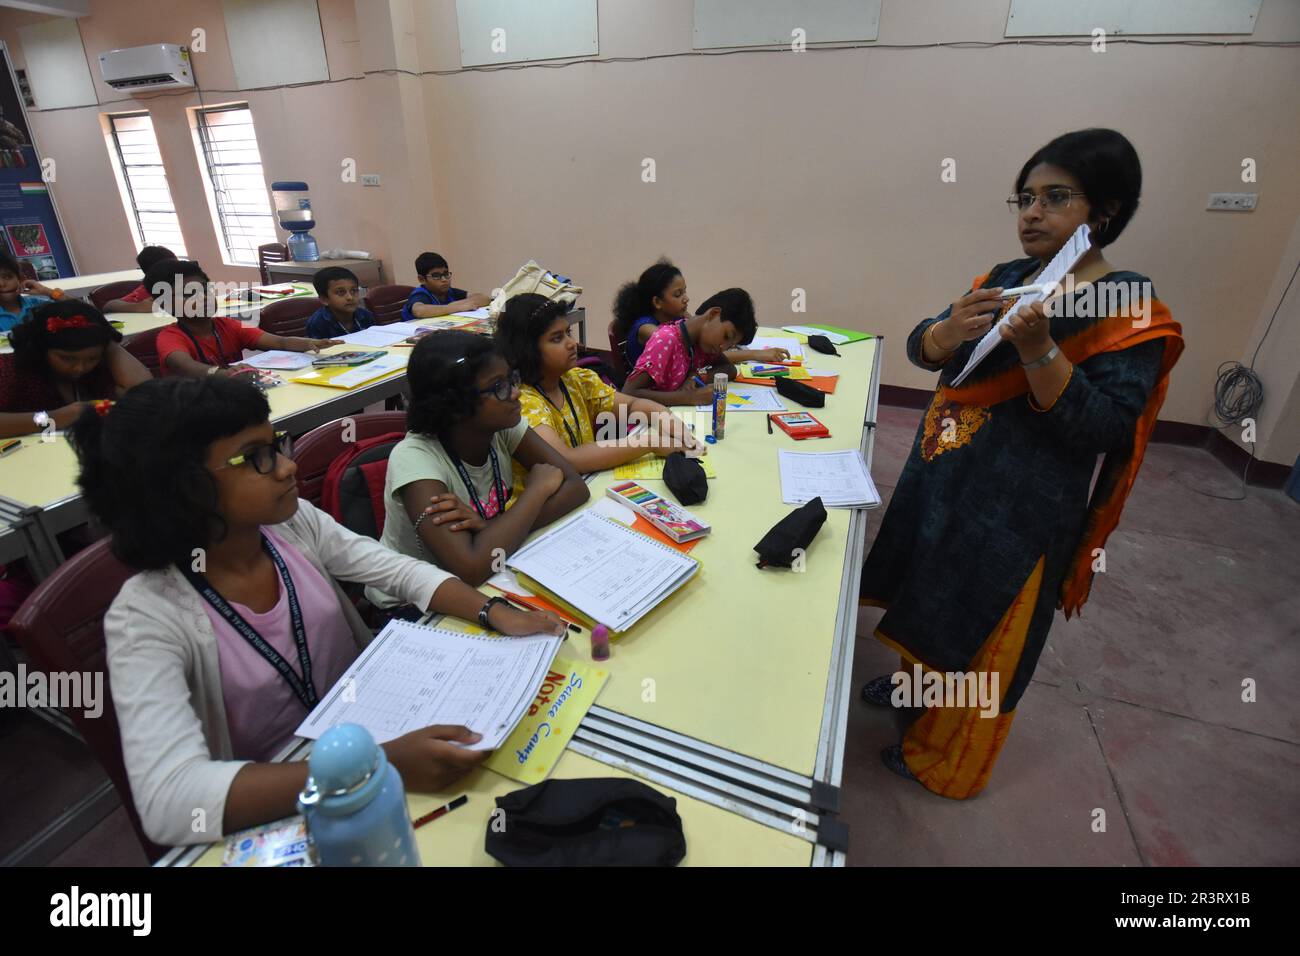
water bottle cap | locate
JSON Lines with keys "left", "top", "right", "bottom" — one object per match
{"left": 308, "top": 723, "right": 381, "bottom": 797}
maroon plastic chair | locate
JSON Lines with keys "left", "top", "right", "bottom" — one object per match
{"left": 256, "top": 242, "right": 289, "bottom": 285}
{"left": 7, "top": 537, "right": 168, "bottom": 863}
{"left": 291, "top": 411, "right": 408, "bottom": 506}
{"left": 258, "top": 296, "right": 318, "bottom": 339}
{"left": 90, "top": 280, "right": 145, "bottom": 311}
{"left": 123, "top": 327, "right": 162, "bottom": 377}
{"left": 364, "top": 284, "right": 415, "bottom": 325}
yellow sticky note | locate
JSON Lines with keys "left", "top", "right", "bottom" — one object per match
{"left": 613, "top": 454, "right": 717, "bottom": 480}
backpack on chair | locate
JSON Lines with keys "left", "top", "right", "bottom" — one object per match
{"left": 320, "top": 431, "right": 406, "bottom": 539}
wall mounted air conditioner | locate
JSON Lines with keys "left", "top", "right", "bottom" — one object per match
{"left": 98, "top": 44, "right": 194, "bottom": 92}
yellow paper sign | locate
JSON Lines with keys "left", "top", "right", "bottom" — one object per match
{"left": 613, "top": 453, "right": 717, "bottom": 481}
{"left": 484, "top": 655, "right": 609, "bottom": 784}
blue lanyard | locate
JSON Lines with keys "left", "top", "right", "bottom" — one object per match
{"left": 179, "top": 534, "right": 317, "bottom": 710}
{"left": 448, "top": 445, "right": 509, "bottom": 520}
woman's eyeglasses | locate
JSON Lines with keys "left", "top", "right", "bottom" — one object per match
{"left": 219, "top": 431, "right": 291, "bottom": 474}
{"left": 478, "top": 369, "right": 521, "bottom": 402}
{"left": 1007, "top": 188, "right": 1087, "bottom": 213}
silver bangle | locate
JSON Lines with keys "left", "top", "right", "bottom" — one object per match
{"left": 1021, "top": 344, "right": 1060, "bottom": 370}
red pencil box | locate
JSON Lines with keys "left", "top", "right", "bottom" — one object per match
{"left": 770, "top": 412, "right": 830, "bottom": 439}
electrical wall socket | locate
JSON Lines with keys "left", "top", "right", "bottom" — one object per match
{"left": 361, "top": 174, "right": 381, "bottom": 187}
{"left": 1207, "top": 192, "right": 1257, "bottom": 211}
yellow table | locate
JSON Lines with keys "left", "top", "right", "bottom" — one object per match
{"left": 45, "top": 269, "right": 142, "bottom": 299}
{"left": 0, "top": 306, "right": 172, "bottom": 356}
{"left": 0, "top": 341, "right": 412, "bottom": 575}
{"left": 154, "top": 326, "right": 879, "bottom": 867}
{"left": 165, "top": 750, "right": 811, "bottom": 868}
{"left": 518, "top": 328, "right": 879, "bottom": 863}
{"left": 0, "top": 283, "right": 316, "bottom": 355}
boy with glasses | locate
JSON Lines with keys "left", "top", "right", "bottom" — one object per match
{"left": 402, "top": 252, "right": 491, "bottom": 323}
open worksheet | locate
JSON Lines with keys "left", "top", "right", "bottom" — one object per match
{"left": 295, "top": 621, "right": 562, "bottom": 750}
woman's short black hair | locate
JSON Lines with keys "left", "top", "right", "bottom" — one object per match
{"left": 406, "top": 330, "right": 499, "bottom": 438}
{"left": 611, "top": 257, "right": 681, "bottom": 342}
{"left": 0, "top": 251, "right": 21, "bottom": 278}
{"left": 493, "top": 293, "right": 568, "bottom": 386}
{"left": 69, "top": 376, "right": 271, "bottom": 570}
{"left": 696, "top": 288, "right": 757, "bottom": 345}
{"left": 1014, "top": 128, "right": 1142, "bottom": 247}
{"left": 11, "top": 299, "right": 121, "bottom": 373}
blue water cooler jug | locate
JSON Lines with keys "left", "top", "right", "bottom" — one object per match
{"left": 271, "top": 180, "right": 320, "bottom": 262}
{"left": 297, "top": 723, "right": 421, "bottom": 867}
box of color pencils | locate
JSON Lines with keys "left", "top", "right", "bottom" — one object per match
{"left": 607, "top": 481, "right": 711, "bottom": 544}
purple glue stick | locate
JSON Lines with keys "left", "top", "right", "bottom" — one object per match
{"left": 591, "top": 624, "right": 610, "bottom": 661}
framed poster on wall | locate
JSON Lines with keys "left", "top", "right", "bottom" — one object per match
{"left": 0, "top": 41, "right": 76, "bottom": 279}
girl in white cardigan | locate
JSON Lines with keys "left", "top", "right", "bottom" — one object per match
{"left": 70, "top": 376, "right": 566, "bottom": 847}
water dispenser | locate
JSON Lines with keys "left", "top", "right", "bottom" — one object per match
{"left": 271, "top": 180, "right": 319, "bottom": 262}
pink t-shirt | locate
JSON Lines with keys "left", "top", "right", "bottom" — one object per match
{"left": 203, "top": 528, "right": 358, "bottom": 761}
{"left": 631, "top": 319, "right": 721, "bottom": 391}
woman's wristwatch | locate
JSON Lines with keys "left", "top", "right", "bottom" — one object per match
{"left": 477, "top": 596, "right": 510, "bottom": 630}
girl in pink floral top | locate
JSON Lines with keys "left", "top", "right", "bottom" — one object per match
{"left": 623, "top": 288, "right": 757, "bottom": 406}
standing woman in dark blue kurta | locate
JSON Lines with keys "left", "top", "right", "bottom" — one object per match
{"left": 859, "top": 129, "right": 1183, "bottom": 798}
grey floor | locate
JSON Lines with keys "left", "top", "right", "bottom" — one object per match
{"left": 844, "top": 404, "right": 1300, "bottom": 866}
{"left": 2, "top": 402, "right": 1296, "bottom": 866}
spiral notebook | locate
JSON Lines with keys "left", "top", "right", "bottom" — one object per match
{"left": 507, "top": 511, "right": 701, "bottom": 633}
{"left": 294, "top": 620, "right": 562, "bottom": 750}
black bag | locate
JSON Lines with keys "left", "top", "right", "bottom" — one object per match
{"left": 484, "top": 778, "right": 686, "bottom": 866}
{"left": 662, "top": 451, "right": 708, "bottom": 505}
{"left": 775, "top": 375, "right": 826, "bottom": 408}
{"left": 806, "top": 333, "right": 840, "bottom": 356}
{"left": 754, "top": 497, "right": 828, "bottom": 568}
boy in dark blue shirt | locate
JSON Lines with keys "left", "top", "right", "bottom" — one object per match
{"left": 402, "top": 252, "right": 490, "bottom": 323}
{"left": 306, "top": 265, "right": 376, "bottom": 338}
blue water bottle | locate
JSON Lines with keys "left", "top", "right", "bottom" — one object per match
{"left": 297, "top": 723, "right": 421, "bottom": 867}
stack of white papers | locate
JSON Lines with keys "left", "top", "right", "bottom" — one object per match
{"left": 778, "top": 449, "right": 880, "bottom": 509}
{"left": 325, "top": 351, "right": 409, "bottom": 388}
{"left": 508, "top": 511, "right": 699, "bottom": 632}
{"left": 338, "top": 327, "right": 409, "bottom": 347}
{"left": 295, "top": 620, "right": 562, "bottom": 750}
{"left": 242, "top": 350, "right": 315, "bottom": 370}
{"left": 376, "top": 315, "right": 479, "bottom": 336}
